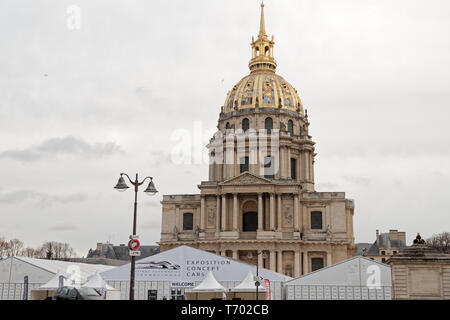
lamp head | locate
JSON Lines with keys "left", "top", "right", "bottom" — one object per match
{"left": 114, "top": 175, "right": 129, "bottom": 192}
{"left": 144, "top": 178, "right": 158, "bottom": 196}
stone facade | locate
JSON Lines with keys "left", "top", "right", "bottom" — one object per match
{"left": 387, "top": 234, "right": 450, "bottom": 300}
{"left": 159, "top": 3, "right": 356, "bottom": 278}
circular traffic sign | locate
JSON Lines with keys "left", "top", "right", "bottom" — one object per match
{"left": 128, "top": 239, "right": 140, "bottom": 251}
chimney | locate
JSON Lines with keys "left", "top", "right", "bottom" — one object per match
{"left": 389, "top": 230, "right": 399, "bottom": 241}
{"left": 398, "top": 232, "right": 406, "bottom": 245}
{"left": 376, "top": 229, "right": 379, "bottom": 245}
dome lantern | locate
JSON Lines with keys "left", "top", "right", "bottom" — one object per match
{"left": 249, "top": 2, "right": 277, "bottom": 73}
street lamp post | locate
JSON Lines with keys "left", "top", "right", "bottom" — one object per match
{"left": 114, "top": 173, "right": 158, "bottom": 300}
{"left": 247, "top": 251, "right": 267, "bottom": 300}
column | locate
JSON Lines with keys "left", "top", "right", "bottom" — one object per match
{"left": 175, "top": 205, "right": 180, "bottom": 230}
{"left": 327, "top": 251, "right": 332, "bottom": 266}
{"left": 269, "top": 251, "right": 276, "bottom": 272}
{"left": 221, "top": 194, "right": 227, "bottom": 231}
{"left": 257, "top": 193, "right": 263, "bottom": 231}
{"left": 232, "top": 250, "right": 238, "bottom": 260}
{"left": 277, "top": 194, "right": 282, "bottom": 231}
{"left": 269, "top": 193, "right": 275, "bottom": 230}
{"left": 232, "top": 193, "right": 238, "bottom": 231}
{"left": 216, "top": 195, "right": 221, "bottom": 233}
{"left": 294, "top": 194, "right": 299, "bottom": 231}
{"left": 294, "top": 250, "right": 300, "bottom": 278}
{"left": 279, "top": 146, "right": 285, "bottom": 179}
{"left": 200, "top": 196, "right": 205, "bottom": 230}
{"left": 287, "top": 148, "right": 291, "bottom": 179}
{"left": 258, "top": 251, "right": 263, "bottom": 268}
{"left": 277, "top": 251, "right": 283, "bottom": 274}
{"left": 303, "top": 251, "right": 309, "bottom": 274}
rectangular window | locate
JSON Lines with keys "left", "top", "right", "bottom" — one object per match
{"left": 290, "top": 158, "right": 296, "bottom": 179}
{"left": 264, "top": 156, "right": 275, "bottom": 179}
{"left": 311, "top": 211, "right": 322, "bottom": 229}
{"left": 311, "top": 258, "right": 324, "bottom": 272}
{"left": 240, "top": 156, "right": 249, "bottom": 173}
{"left": 183, "top": 213, "right": 194, "bottom": 230}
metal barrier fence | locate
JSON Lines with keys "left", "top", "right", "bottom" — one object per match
{"left": 285, "top": 285, "right": 392, "bottom": 300}
{"left": 0, "top": 283, "right": 43, "bottom": 300}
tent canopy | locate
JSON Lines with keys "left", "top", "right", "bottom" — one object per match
{"left": 101, "top": 245, "right": 290, "bottom": 283}
{"left": 82, "top": 272, "right": 118, "bottom": 291}
{"left": 232, "top": 271, "right": 266, "bottom": 292}
{"left": 190, "top": 271, "right": 227, "bottom": 292}
{"left": 38, "top": 273, "right": 70, "bottom": 290}
{"left": 284, "top": 256, "right": 392, "bottom": 286}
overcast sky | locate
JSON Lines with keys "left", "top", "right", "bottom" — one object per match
{"left": 1, "top": 0, "right": 449, "bottom": 256}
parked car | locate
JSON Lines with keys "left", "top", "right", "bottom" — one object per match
{"left": 53, "top": 287, "right": 103, "bottom": 300}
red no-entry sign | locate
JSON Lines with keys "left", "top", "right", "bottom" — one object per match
{"left": 128, "top": 239, "right": 140, "bottom": 251}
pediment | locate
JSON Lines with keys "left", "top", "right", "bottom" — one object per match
{"left": 221, "top": 172, "right": 273, "bottom": 186}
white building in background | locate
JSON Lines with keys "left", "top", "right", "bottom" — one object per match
{"left": 0, "top": 256, "right": 114, "bottom": 300}
{"left": 100, "top": 245, "right": 290, "bottom": 300}
{"left": 284, "top": 256, "right": 392, "bottom": 300}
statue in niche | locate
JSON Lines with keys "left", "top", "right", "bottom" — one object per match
{"left": 173, "top": 226, "right": 179, "bottom": 240}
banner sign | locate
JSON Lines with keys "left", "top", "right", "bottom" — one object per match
{"left": 264, "top": 279, "right": 271, "bottom": 300}
{"left": 23, "top": 276, "right": 29, "bottom": 300}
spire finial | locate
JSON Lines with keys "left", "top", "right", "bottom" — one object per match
{"left": 259, "top": 1, "right": 266, "bottom": 36}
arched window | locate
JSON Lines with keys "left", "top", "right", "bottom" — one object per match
{"left": 265, "top": 46, "right": 269, "bottom": 56}
{"left": 242, "top": 212, "right": 258, "bottom": 232}
{"left": 264, "top": 156, "right": 275, "bottom": 179}
{"left": 256, "top": 47, "right": 260, "bottom": 56}
{"left": 183, "top": 213, "right": 193, "bottom": 231}
{"left": 288, "top": 120, "right": 294, "bottom": 135}
{"left": 265, "top": 117, "right": 273, "bottom": 133}
{"left": 242, "top": 118, "right": 249, "bottom": 132}
{"left": 225, "top": 122, "right": 231, "bottom": 130}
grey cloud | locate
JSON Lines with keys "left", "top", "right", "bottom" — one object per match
{"left": 0, "top": 136, "right": 122, "bottom": 163}
{"left": 47, "top": 223, "right": 79, "bottom": 232}
{"left": 341, "top": 175, "right": 372, "bottom": 187}
{"left": 0, "top": 190, "right": 88, "bottom": 207}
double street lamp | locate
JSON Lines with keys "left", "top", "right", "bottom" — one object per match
{"left": 114, "top": 173, "right": 158, "bottom": 300}
{"left": 247, "top": 251, "right": 267, "bottom": 300}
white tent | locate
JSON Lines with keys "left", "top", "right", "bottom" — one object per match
{"left": 185, "top": 271, "right": 227, "bottom": 300}
{"left": 101, "top": 245, "right": 290, "bottom": 300}
{"left": 284, "top": 256, "right": 392, "bottom": 300}
{"left": 82, "top": 272, "right": 120, "bottom": 300}
{"left": 0, "top": 256, "right": 115, "bottom": 300}
{"left": 30, "top": 273, "right": 70, "bottom": 300}
{"left": 229, "top": 271, "right": 266, "bottom": 300}
{"left": 232, "top": 271, "right": 266, "bottom": 292}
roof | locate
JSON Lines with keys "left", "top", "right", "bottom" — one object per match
{"left": 365, "top": 233, "right": 407, "bottom": 255}
{"left": 232, "top": 271, "right": 266, "bottom": 292}
{"left": 285, "top": 256, "right": 392, "bottom": 286}
{"left": 82, "top": 272, "right": 118, "bottom": 291}
{"left": 87, "top": 244, "right": 160, "bottom": 261}
{"left": 190, "top": 271, "right": 226, "bottom": 292}
{"left": 101, "top": 245, "right": 290, "bottom": 282}
{"left": 11, "top": 256, "right": 115, "bottom": 283}
{"left": 387, "top": 244, "right": 450, "bottom": 263}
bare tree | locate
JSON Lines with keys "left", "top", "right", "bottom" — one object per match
{"left": 40, "top": 241, "right": 76, "bottom": 260}
{"left": 7, "top": 239, "right": 24, "bottom": 257}
{"left": 0, "top": 237, "right": 9, "bottom": 258}
{"left": 426, "top": 232, "right": 450, "bottom": 254}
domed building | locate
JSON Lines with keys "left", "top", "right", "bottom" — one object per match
{"left": 160, "top": 3, "right": 356, "bottom": 278}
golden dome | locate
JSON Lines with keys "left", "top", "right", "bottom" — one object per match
{"left": 222, "top": 2, "right": 304, "bottom": 116}
{"left": 223, "top": 72, "right": 304, "bottom": 115}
